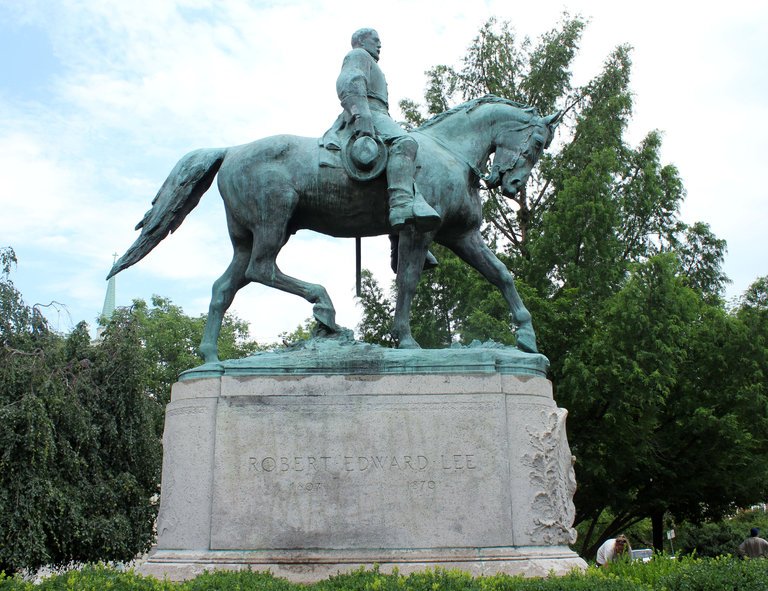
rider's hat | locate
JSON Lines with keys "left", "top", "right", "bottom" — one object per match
{"left": 341, "top": 135, "right": 388, "bottom": 181}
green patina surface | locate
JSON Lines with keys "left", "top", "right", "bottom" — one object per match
{"left": 110, "top": 29, "right": 560, "bottom": 365}
{"left": 180, "top": 332, "right": 549, "bottom": 380}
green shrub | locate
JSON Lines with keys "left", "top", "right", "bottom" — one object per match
{"left": 0, "top": 572, "right": 33, "bottom": 590}
{"left": 658, "top": 555, "right": 768, "bottom": 591}
{"left": 594, "top": 553, "right": 679, "bottom": 587}
{"left": 673, "top": 510, "right": 768, "bottom": 558}
{"left": 481, "top": 569, "right": 650, "bottom": 591}
{"left": 34, "top": 564, "right": 173, "bottom": 591}
{"left": 5, "top": 558, "right": 768, "bottom": 590}
{"left": 179, "top": 569, "right": 296, "bottom": 591}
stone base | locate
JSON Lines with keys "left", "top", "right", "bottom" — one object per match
{"left": 138, "top": 547, "right": 586, "bottom": 583}
{"left": 142, "top": 342, "right": 585, "bottom": 582}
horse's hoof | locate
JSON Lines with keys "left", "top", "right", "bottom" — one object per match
{"left": 199, "top": 346, "right": 220, "bottom": 364}
{"left": 312, "top": 322, "right": 337, "bottom": 338}
{"left": 515, "top": 328, "right": 538, "bottom": 354}
{"left": 312, "top": 302, "right": 338, "bottom": 332}
{"left": 396, "top": 337, "right": 421, "bottom": 350}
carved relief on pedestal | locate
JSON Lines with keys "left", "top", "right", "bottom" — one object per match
{"left": 523, "top": 408, "right": 577, "bottom": 545}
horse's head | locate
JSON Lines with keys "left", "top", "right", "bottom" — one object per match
{"left": 485, "top": 111, "right": 562, "bottom": 197}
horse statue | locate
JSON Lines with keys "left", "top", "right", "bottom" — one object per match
{"left": 109, "top": 95, "right": 561, "bottom": 363}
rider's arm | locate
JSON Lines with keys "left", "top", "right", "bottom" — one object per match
{"left": 336, "top": 49, "right": 374, "bottom": 137}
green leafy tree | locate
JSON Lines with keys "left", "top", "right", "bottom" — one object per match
{"left": 0, "top": 248, "right": 160, "bottom": 574}
{"left": 0, "top": 249, "right": 265, "bottom": 574}
{"left": 356, "top": 270, "right": 395, "bottom": 347}
{"left": 274, "top": 318, "right": 317, "bottom": 347}
{"left": 125, "top": 295, "right": 262, "bottom": 404}
{"left": 559, "top": 256, "right": 768, "bottom": 554}
{"left": 675, "top": 221, "right": 729, "bottom": 301}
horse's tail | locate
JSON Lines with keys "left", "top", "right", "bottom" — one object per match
{"left": 108, "top": 148, "right": 227, "bottom": 279}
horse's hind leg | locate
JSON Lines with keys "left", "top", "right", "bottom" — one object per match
{"left": 247, "top": 256, "right": 338, "bottom": 335}
{"left": 199, "top": 225, "right": 251, "bottom": 363}
{"left": 244, "top": 203, "right": 338, "bottom": 335}
{"left": 445, "top": 230, "right": 537, "bottom": 353}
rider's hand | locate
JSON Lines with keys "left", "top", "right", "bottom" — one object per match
{"left": 354, "top": 114, "right": 374, "bottom": 138}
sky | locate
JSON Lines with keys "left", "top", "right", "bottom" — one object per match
{"left": 1, "top": 0, "right": 766, "bottom": 345}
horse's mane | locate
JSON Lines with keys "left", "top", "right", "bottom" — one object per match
{"left": 415, "top": 94, "right": 540, "bottom": 131}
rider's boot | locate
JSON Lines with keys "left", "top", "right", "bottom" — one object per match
{"left": 387, "top": 137, "right": 441, "bottom": 232}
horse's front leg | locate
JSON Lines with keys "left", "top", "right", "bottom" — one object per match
{"left": 446, "top": 230, "right": 538, "bottom": 353}
{"left": 392, "top": 226, "right": 430, "bottom": 349}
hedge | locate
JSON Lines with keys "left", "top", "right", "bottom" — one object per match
{"left": 2, "top": 556, "right": 768, "bottom": 591}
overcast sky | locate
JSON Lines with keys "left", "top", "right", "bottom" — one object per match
{"left": 1, "top": 0, "right": 766, "bottom": 344}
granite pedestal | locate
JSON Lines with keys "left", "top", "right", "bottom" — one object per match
{"left": 138, "top": 341, "right": 586, "bottom": 581}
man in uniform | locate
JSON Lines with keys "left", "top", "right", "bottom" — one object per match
{"left": 336, "top": 28, "right": 441, "bottom": 232}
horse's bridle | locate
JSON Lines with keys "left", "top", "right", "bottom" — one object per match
{"left": 484, "top": 122, "right": 539, "bottom": 190}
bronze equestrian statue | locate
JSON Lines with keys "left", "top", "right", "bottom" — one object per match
{"left": 109, "top": 28, "right": 561, "bottom": 363}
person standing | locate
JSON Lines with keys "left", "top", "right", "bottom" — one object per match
{"left": 737, "top": 527, "right": 768, "bottom": 558}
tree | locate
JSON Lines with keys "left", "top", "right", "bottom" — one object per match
{"left": 0, "top": 249, "right": 264, "bottom": 574}
{"left": 356, "top": 269, "right": 395, "bottom": 347}
{"left": 0, "top": 248, "right": 160, "bottom": 574}
{"left": 126, "top": 295, "right": 261, "bottom": 405}
{"left": 559, "top": 256, "right": 768, "bottom": 555}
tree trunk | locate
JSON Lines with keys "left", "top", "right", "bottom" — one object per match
{"left": 651, "top": 510, "right": 664, "bottom": 552}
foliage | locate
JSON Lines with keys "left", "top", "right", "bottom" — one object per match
{"left": 0, "top": 250, "right": 266, "bottom": 575}
{"left": 32, "top": 564, "right": 175, "bottom": 591}
{"left": 180, "top": 569, "right": 295, "bottom": 591}
{"left": 559, "top": 258, "right": 768, "bottom": 555}
{"left": 0, "top": 248, "right": 161, "bottom": 575}
{"left": 658, "top": 555, "right": 768, "bottom": 591}
{"left": 127, "top": 296, "right": 262, "bottom": 405}
{"left": 4, "top": 558, "right": 768, "bottom": 590}
{"left": 356, "top": 270, "right": 395, "bottom": 347}
{"left": 673, "top": 510, "right": 768, "bottom": 558}
{"left": 273, "top": 318, "right": 317, "bottom": 348}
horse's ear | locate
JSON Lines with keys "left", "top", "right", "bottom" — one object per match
{"left": 543, "top": 110, "right": 563, "bottom": 127}
{"left": 543, "top": 110, "right": 563, "bottom": 148}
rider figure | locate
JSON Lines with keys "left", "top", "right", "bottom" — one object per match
{"left": 336, "top": 28, "right": 441, "bottom": 232}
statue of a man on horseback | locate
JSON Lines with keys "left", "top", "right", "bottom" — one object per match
{"left": 108, "top": 27, "right": 562, "bottom": 364}
{"left": 326, "top": 28, "right": 441, "bottom": 232}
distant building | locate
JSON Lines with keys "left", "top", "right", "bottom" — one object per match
{"left": 95, "top": 253, "right": 118, "bottom": 341}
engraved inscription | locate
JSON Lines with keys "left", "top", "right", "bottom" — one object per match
{"left": 247, "top": 452, "right": 479, "bottom": 473}
{"left": 344, "top": 455, "right": 429, "bottom": 471}
{"left": 166, "top": 405, "right": 207, "bottom": 418}
{"left": 440, "top": 454, "right": 476, "bottom": 470}
{"left": 287, "top": 481, "right": 325, "bottom": 493}
{"left": 249, "top": 456, "right": 333, "bottom": 473}
{"left": 407, "top": 479, "right": 437, "bottom": 491}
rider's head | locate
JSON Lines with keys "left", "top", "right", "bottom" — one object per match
{"left": 351, "top": 28, "right": 381, "bottom": 61}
